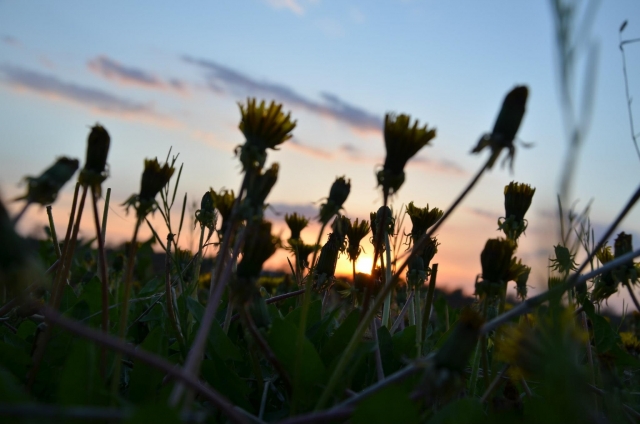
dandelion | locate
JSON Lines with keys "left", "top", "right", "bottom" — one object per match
{"left": 15, "top": 157, "right": 79, "bottom": 205}
{"left": 78, "top": 124, "right": 110, "bottom": 196}
{"left": 285, "top": 212, "right": 309, "bottom": 242}
{"left": 195, "top": 190, "right": 217, "bottom": 231}
{"left": 318, "top": 176, "right": 351, "bottom": 225}
{"left": 377, "top": 113, "right": 436, "bottom": 196}
{"left": 211, "top": 189, "right": 235, "bottom": 237}
{"left": 242, "top": 163, "right": 279, "bottom": 220}
{"left": 499, "top": 181, "right": 535, "bottom": 240}
{"left": 471, "top": 86, "right": 529, "bottom": 170}
{"left": 122, "top": 158, "right": 175, "bottom": 219}
{"left": 405, "top": 202, "right": 443, "bottom": 244}
{"left": 237, "top": 99, "right": 296, "bottom": 170}
{"left": 549, "top": 245, "right": 578, "bottom": 275}
{"left": 480, "top": 238, "right": 517, "bottom": 284}
{"left": 346, "top": 218, "right": 371, "bottom": 263}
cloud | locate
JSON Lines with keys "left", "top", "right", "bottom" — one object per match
{"left": 265, "top": 0, "right": 304, "bottom": 15}
{"left": 88, "top": 55, "right": 187, "bottom": 94}
{"left": 408, "top": 155, "right": 467, "bottom": 175}
{"left": 1, "top": 35, "right": 21, "bottom": 47}
{"left": 183, "top": 56, "right": 383, "bottom": 135}
{"left": 191, "top": 130, "right": 236, "bottom": 152}
{"left": 266, "top": 202, "right": 319, "bottom": 221}
{"left": 0, "top": 64, "right": 176, "bottom": 125}
{"left": 466, "top": 207, "right": 499, "bottom": 220}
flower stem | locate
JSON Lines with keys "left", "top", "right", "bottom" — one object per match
{"left": 45, "top": 205, "right": 61, "bottom": 258}
{"left": 413, "top": 288, "right": 422, "bottom": 357}
{"left": 90, "top": 186, "right": 110, "bottom": 378}
{"left": 165, "top": 233, "right": 186, "bottom": 357}
{"left": 381, "top": 231, "right": 393, "bottom": 327}
{"left": 421, "top": 264, "right": 438, "bottom": 346}
{"left": 110, "top": 217, "right": 142, "bottom": 402}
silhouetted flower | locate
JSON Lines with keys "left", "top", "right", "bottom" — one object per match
{"left": 243, "top": 163, "right": 279, "bottom": 219}
{"left": 211, "top": 189, "right": 235, "bottom": 237}
{"left": 237, "top": 99, "right": 296, "bottom": 170}
{"left": 471, "top": 86, "right": 529, "bottom": 170}
{"left": 122, "top": 158, "right": 175, "bottom": 219}
{"left": 346, "top": 218, "right": 371, "bottom": 262}
{"left": 377, "top": 113, "right": 436, "bottom": 196}
{"left": 499, "top": 181, "right": 535, "bottom": 240}
{"left": 406, "top": 202, "right": 443, "bottom": 243}
{"left": 285, "top": 212, "right": 309, "bottom": 242}
{"left": 480, "top": 238, "right": 517, "bottom": 284}
{"left": 15, "top": 157, "right": 79, "bottom": 205}
{"left": 79, "top": 124, "right": 110, "bottom": 196}
{"left": 195, "top": 190, "right": 217, "bottom": 231}
{"left": 319, "top": 176, "right": 351, "bottom": 224}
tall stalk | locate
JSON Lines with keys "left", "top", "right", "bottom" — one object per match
{"left": 90, "top": 186, "right": 109, "bottom": 377}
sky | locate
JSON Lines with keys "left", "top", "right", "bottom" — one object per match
{"left": 1, "top": 0, "right": 640, "bottom": 310}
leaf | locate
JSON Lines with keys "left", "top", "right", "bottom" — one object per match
{"left": 583, "top": 300, "right": 617, "bottom": 353}
{"left": 125, "top": 403, "right": 180, "bottom": 424}
{"left": 186, "top": 297, "right": 242, "bottom": 361}
{"left": 377, "top": 325, "right": 394, "bottom": 375}
{"left": 128, "top": 327, "right": 167, "bottom": 403}
{"left": 0, "top": 365, "right": 30, "bottom": 402}
{"left": 57, "top": 340, "right": 105, "bottom": 406}
{"left": 427, "top": 398, "right": 484, "bottom": 423}
{"left": 285, "top": 300, "right": 321, "bottom": 332}
{"left": 352, "top": 385, "right": 419, "bottom": 424}
{"left": 392, "top": 325, "right": 417, "bottom": 360}
{"left": 0, "top": 341, "right": 31, "bottom": 381}
{"left": 321, "top": 309, "right": 359, "bottom": 366}
{"left": 201, "top": 356, "right": 253, "bottom": 412}
{"left": 267, "top": 317, "right": 326, "bottom": 392}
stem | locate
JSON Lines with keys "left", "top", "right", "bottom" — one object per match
{"left": 371, "top": 319, "right": 384, "bottom": 381}
{"left": 421, "top": 264, "right": 438, "bottom": 346}
{"left": 625, "top": 282, "right": 640, "bottom": 312}
{"left": 480, "top": 335, "right": 491, "bottom": 392}
{"left": 101, "top": 187, "right": 111, "bottom": 243}
{"left": 40, "top": 305, "right": 249, "bottom": 424}
{"left": 191, "top": 224, "right": 206, "bottom": 299}
{"left": 315, "top": 158, "right": 491, "bottom": 410}
{"left": 27, "top": 184, "right": 86, "bottom": 389}
{"left": 11, "top": 202, "right": 30, "bottom": 226}
{"left": 413, "top": 288, "right": 422, "bottom": 357}
{"left": 90, "top": 186, "right": 109, "bottom": 378}
{"left": 110, "top": 217, "right": 142, "bottom": 402}
{"left": 468, "top": 340, "right": 482, "bottom": 396}
{"left": 480, "top": 364, "right": 509, "bottom": 403}
{"left": 381, "top": 231, "right": 393, "bottom": 327}
{"left": 390, "top": 290, "right": 413, "bottom": 335}
{"left": 292, "top": 221, "right": 327, "bottom": 414}
{"left": 165, "top": 233, "right": 186, "bottom": 356}
{"left": 46, "top": 205, "right": 61, "bottom": 258}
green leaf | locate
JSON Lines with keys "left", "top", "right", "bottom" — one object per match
{"left": 186, "top": 297, "right": 242, "bottom": 361}
{"left": 201, "top": 356, "right": 253, "bottom": 412}
{"left": 125, "top": 403, "right": 180, "bottom": 424}
{"left": 0, "top": 341, "right": 31, "bottom": 381}
{"left": 392, "top": 325, "right": 417, "bottom": 360}
{"left": 57, "top": 340, "right": 105, "bottom": 406}
{"left": 352, "top": 385, "right": 419, "bottom": 424}
{"left": 377, "top": 325, "right": 394, "bottom": 375}
{"left": 128, "top": 327, "right": 167, "bottom": 403}
{"left": 0, "top": 365, "right": 31, "bottom": 402}
{"left": 321, "top": 310, "right": 359, "bottom": 366}
{"left": 583, "top": 300, "right": 617, "bottom": 353}
{"left": 285, "top": 300, "right": 321, "bottom": 332}
{"left": 427, "top": 398, "right": 484, "bottom": 423}
{"left": 267, "top": 317, "right": 326, "bottom": 391}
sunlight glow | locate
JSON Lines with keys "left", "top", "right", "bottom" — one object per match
{"left": 354, "top": 255, "right": 374, "bottom": 275}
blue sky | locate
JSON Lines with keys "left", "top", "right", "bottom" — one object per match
{"left": 1, "top": 0, "right": 640, "bottom": 308}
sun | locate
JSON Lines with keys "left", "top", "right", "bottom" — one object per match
{"left": 354, "top": 255, "right": 374, "bottom": 275}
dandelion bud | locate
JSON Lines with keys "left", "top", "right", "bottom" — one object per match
{"left": 378, "top": 113, "right": 436, "bottom": 196}
{"left": 122, "top": 158, "right": 175, "bottom": 219}
{"left": 285, "top": 212, "right": 309, "bottom": 242}
{"left": 499, "top": 181, "right": 535, "bottom": 240}
{"left": 237, "top": 220, "right": 280, "bottom": 281}
{"left": 331, "top": 215, "right": 352, "bottom": 248}
{"left": 406, "top": 202, "right": 443, "bottom": 243}
{"left": 195, "top": 190, "right": 217, "bottom": 230}
{"left": 211, "top": 189, "right": 235, "bottom": 237}
{"left": 79, "top": 124, "right": 110, "bottom": 196}
{"left": 16, "top": 157, "right": 79, "bottom": 205}
{"left": 480, "top": 238, "right": 516, "bottom": 284}
{"left": 614, "top": 232, "right": 633, "bottom": 258}
{"left": 319, "top": 176, "right": 351, "bottom": 224}
{"left": 471, "top": 85, "right": 529, "bottom": 170}
{"left": 549, "top": 245, "right": 578, "bottom": 275}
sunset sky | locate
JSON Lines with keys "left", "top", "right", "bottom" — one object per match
{"left": 2, "top": 1, "right": 640, "bottom": 309}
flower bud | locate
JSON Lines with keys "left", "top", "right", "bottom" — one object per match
{"left": 346, "top": 218, "right": 371, "bottom": 262}
{"left": 480, "top": 238, "right": 516, "bottom": 284}
{"left": 79, "top": 124, "right": 110, "bottom": 195}
{"left": 319, "top": 176, "right": 351, "bottom": 224}
{"left": 285, "top": 212, "right": 309, "bottom": 242}
{"left": 195, "top": 190, "right": 217, "bottom": 230}
{"left": 406, "top": 202, "right": 443, "bottom": 242}
{"left": 16, "top": 157, "right": 79, "bottom": 205}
